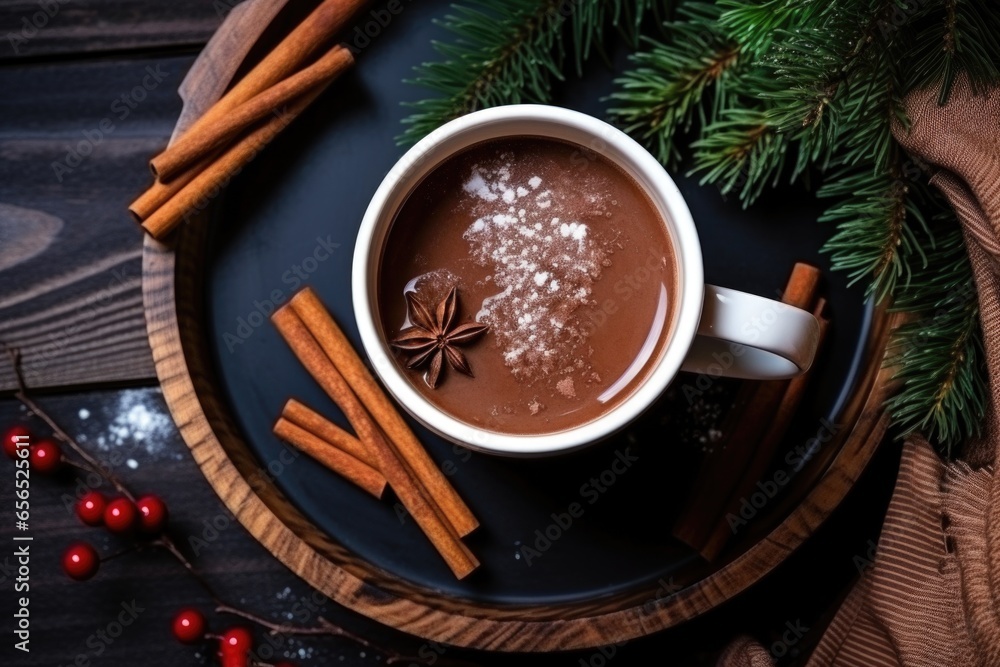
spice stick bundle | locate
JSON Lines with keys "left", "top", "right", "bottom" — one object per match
{"left": 271, "top": 300, "right": 479, "bottom": 580}
{"left": 698, "top": 298, "right": 831, "bottom": 561}
{"left": 132, "top": 0, "right": 368, "bottom": 238}
{"left": 141, "top": 87, "right": 321, "bottom": 239}
{"left": 150, "top": 45, "right": 354, "bottom": 182}
{"left": 273, "top": 416, "right": 386, "bottom": 498}
{"left": 287, "top": 287, "right": 479, "bottom": 537}
{"left": 673, "top": 263, "right": 823, "bottom": 554}
{"left": 281, "top": 398, "right": 377, "bottom": 469}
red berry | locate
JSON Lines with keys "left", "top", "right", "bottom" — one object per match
{"left": 220, "top": 626, "right": 253, "bottom": 651}
{"left": 76, "top": 491, "right": 107, "bottom": 526}
{"left": 136, "top": 495, "right": 168, "bottom": 533}
{"left": 220, "top": 627, "right": 253, "bottom": 667}
{"left": 103, "top": 497, "right": 138, "bottom": 533}
{"left": 62, "top": 542, "right": 99, "bottom": 581}
{"left": 29, "top": 439, "right": 62, "bottom": 474}
{"left": 221, "top": 654, "right": 248, "bottom": 667}
{"left": 171, "top": 608, "right": 206, "bottom": 644}
{"left": 3, "top": 425, "right": 31, "bottom": 459}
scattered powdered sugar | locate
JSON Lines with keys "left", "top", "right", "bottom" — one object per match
{"left": 463, "top": 159, "right": 608, "bottom": 381}
{"left": 556, "top": 377, "right": 576, "bottom": 398}
{"left": 91, "top": 389, "right": 174, "bottom": 455}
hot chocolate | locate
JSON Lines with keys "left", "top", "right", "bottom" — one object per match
{"left": 377, "top": 136, "right": 677, "bottom": 435}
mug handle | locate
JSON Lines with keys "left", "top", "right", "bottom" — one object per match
{"left": 679, "top": 285, "right": 821, "bottom": 380}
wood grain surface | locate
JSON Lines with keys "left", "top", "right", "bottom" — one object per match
{"left": 0, "top": 0, "right": 237, "bottom": 60}
{"left": 0, "top": 54, "right": 199, "bottom": 391}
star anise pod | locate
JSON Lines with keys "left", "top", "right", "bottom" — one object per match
{"left": 390, "top": 286, "right": 489, "bottom": 388}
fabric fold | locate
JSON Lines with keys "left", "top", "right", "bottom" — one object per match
{"left": 718, "top": 77, "right": 1000, "bottom": 666}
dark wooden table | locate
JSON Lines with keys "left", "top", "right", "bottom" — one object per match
{"left": 0, "top": 2, "right": 901, "bottom": 665}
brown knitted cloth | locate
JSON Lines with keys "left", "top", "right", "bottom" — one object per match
{"left": 719, "top": 78, "right": 1000, "bottom": 666}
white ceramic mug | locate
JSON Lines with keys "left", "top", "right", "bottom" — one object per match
{"left": 353, "top": 105, "right": 820, "bottom": 456}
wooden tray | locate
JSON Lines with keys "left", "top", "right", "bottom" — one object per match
{"left": 142, "top": 0, "right": 898, "bottom": 651}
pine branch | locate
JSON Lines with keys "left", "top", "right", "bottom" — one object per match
{"left": 885, "top": 212, "right": 987, "bottom": 454}
{"left": 835, "top": 73, "right": 900, "bottom": 174}
{"left": 567, "top": 0, "right": 654, "bottom": 73}
{"left": 888, "top": 305, "right": 985, "bottom": 455}
{"left": 402, "top": 0, "right": 1000, "bottom": 453}
{"left": 398, "top": 0, "right": 655, "bottom": 145}
{"left": 687, "top": 108, "right": 787, "bottom": 205}
{"left": 716, "top": 0, "right": 835, "bottom": 57}
{"left": 904, "top": 0, "right": 1000, "bottom": 103}
{"left": 756, "top": 1, "right": 890, "bottom": 179}
{"left": 398, "top": 0, "right": 567, "bottom": 145}
{"left": 607, "top": 3, "right": 743, "bottom": 165}
{"left": 819, "top": 158, "right": 931, "bottom": 302}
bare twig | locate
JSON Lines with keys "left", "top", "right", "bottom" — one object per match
{"left": 2, "top": 344, "right": 476, "bottom": 666}
{"left": 4, "top": 345, "right": 135, "bottom": 500}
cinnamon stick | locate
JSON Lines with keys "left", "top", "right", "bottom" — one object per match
{"left": 130, "top": 0, "right": 368, "bottom": 221}
{"left": 673, "top": 263, "right": 822, "bottom": 553}
{"left": 288, "top": 287, "right": 480, "bottom": 537}
{"left": 271, "top": 305, "right": 479, "bottom": 579}
{"left": 141, "top": 87, "right": 320, "bottom": 240}
{"left": 151, "top": 45, "right": 354, "bottom": 182}
{"left": 281, "top": 398, "right": 377, "bottom": 469}
{"left": 273, "top": 417, "right": 386, "bottom": 498}
{"left": 699, "top": 299, "right": 830, "bottom": 560}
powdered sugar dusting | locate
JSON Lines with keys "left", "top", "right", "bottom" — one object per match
{"left": 463, "top": 159, "right": 608, "bottom": 381}
{"left": 556, "top": 377, "right": 576, "bottom": 398}
{"left": 94, "top": 389, "right": 174, "bottom": 455}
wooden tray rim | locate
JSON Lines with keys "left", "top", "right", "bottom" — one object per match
{"left": 140, "top": 0, "right": 899, "bottom": 649}
{"left": 142, "top": 223, "right": 897, "bottom": 652}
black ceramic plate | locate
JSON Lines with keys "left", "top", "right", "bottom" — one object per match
{"left": 204, "top": 1, "right": 870, "bottom": 604}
